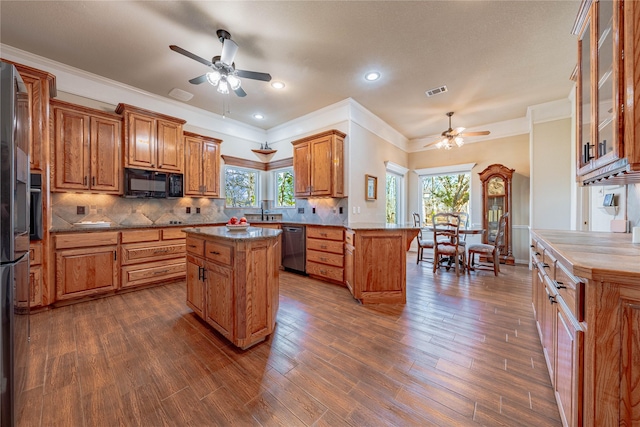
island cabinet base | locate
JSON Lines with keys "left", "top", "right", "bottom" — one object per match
{"left": 184, "top": 227, "right": 280, "bottom": 349}
{"left": 345, "top": 228, "right": 418, "bottom": 304}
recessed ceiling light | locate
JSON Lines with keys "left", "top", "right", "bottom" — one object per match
{"left": 271, "top": 81, "right": 285, "bottom": 89}
{"left": 253, "top": 113, "right": 264, "bottom": 119}
{"left": 364, "top": 71, "right": 380, "bottom": 81}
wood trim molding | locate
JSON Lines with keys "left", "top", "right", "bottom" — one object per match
{"left": 183, "top": 130, "right": 222, "bottom": 144}
{"left": 221, "top": 155, "right": 267, "bottom": 171}
{"left": 221, "top": 155, "right": 293, "bottom": 171}
{"left": 266, "top": 157, "right": 293, "bottom": 171}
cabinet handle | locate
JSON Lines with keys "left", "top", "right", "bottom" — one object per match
{"left": 84, "top": 176, "right": 88, "bottom": 186}
{"left": 535, "top": 251, "right": 541, "bottom": 256}
{"left": 320, "top": 269, "right": 327, "bottom": 274}
{"left": 555, "top": 281, "right": 566, "bottom": 290}
{"left": 209, "top": 251, "right": 221, "bottom": 255}
{"left": 542, "top": 263, "right": 550, "bottom": 269}
{"left": 530, "top": 245, "right": 535, "bottom": 248}
{"left": 320, "top": 257, "right": 328, "bottom": 262}
{"left": 320, "top": 245, "right": 327, "bottom": 249}
{"left": 114, "top": 251, "right": 117, "bottom": 261}
{"left": 159, "top": 164, "right": 163, "bottom": 168}
{"left": 92, "top": 176, "right": 95, "bottom": 186}
{"left": 188, "top": 244, "right": 197, "bottom": 249}
{"left": 548, "top": 294, "right": 557, "bottom": 304}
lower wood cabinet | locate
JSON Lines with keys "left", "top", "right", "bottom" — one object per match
{"left": 306, "top": 226, "right": 344, "bottom": 284}
{"left": 29, "top": 242, "right": 43, "bottom": 308}
{"left": 184, "top": 228, "right": 280, "bottom": 349}
{"left": 530, "top": 230, "right": 640, "bottom": 427}
{"left": 55, "top": 232, "right": 119, "bottom": 301}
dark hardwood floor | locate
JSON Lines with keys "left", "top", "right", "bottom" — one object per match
{"left": 20, "top": 255, "right": 562, "bottom": 426}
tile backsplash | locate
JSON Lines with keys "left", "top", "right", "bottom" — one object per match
{"left": 51, "top": 194, "right": 348, "bottom": 229}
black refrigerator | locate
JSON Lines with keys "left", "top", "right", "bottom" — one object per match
{"left": 1, "top": 61, "right": 31, "bottom": 427}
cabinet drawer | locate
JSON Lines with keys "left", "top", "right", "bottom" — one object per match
{"left": 121, "top": 229, "right": 160, "bottom": 244}
{"left": 307, "top": 238, "right": 344, "bottom": 254}
{"left": 55, "top": 231, "right": 119, "bottom": 249}
{"left": 121, "top": 260, "right": 186, "bottom": 288}
{"left": 186, "top": 237, "right": 204, "bottom": 256}
{"left": 29, "top": 242, "right": 42, "bottom": 266}
{"left": 345, "top": 230, "right": 354, "bottom": 247}
{"left": 162, "top": 228, "right": 186, "bottom": 240}
{"left": 121, "top": 242, "right": 186, "bottom": 265}
{"left": 555, "top": 262, "right": 585, "bottom": 322}
{"left": 307, "top": 249, "right": 343, "bottom": 268}
{"left": 307, "top": 226, "right": 343, "bottom": 241}
{"left": 542, "top": 249, "right": 557, "bottom": 279}
{"left": 205, "top": 241, "right": 232, "bottom": 265}
{"left": 306, "top": 261, "right": 343, "bottom": 283}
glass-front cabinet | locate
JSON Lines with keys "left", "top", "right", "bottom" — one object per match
{"left": 574, "top": 0, "right": 640, "bottom": 185}
{"left": 479, "top": 164, "right": 514, "bottom": 265}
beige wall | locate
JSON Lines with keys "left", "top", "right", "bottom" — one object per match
{"left": 347, "top": 122, "right": 409, "bottom": 224}
{"left": 408, "top": 134, "right": 531, "bottom": 262}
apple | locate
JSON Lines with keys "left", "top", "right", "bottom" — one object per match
{"left": 229, "top": 216, "right": 238, "bottom": 225}
{"left": 240, "top": 217, "right": 247, "bottom": 224}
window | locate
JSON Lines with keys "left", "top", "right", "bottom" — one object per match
{"left": 386, "top": 173, "right": 400, "bottom": 224}
{"left": 274, "top": 168, "right": 295, "bottom": 207}
{"left": 225, "top": 166, "right": 259, "bottom": 207}
{"left": 419, "top": 173, "right": 470, "bottom": 225}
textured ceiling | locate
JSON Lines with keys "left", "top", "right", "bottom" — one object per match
{"left": 0, "top": 1, "right": 580, "bottom": 141}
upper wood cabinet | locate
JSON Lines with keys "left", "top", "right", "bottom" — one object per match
{"left": 574, "top": 0, "right": 640, "bottom": 185}
{"left": 184, "top": 131, "right": 222, "bottom": 197}
{"left": 479, "top": 164, "right": 514, "bottom": 265}
{"left": 292, "top": 129, "right": 346, "bottom": 197}
{"left": 1, "top": 60, "right": 57, "bottom": 171}
{"left": 116, "top": 103, "right": 186, "bottom": 173}
{"left": 51, "top": 100, "right": 122, "bottom": 193}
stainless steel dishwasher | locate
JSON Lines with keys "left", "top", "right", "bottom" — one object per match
{"left": 282, "top": 225, "right": 306, "bottom": 274}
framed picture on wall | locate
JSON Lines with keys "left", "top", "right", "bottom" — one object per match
{"left": 365, "top": 174, "right": 377, "bottom": 201}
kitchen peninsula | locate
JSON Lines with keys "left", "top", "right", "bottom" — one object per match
{"left": 184, "top": 226, "right": 281, "bottom": 349}
{"left": 345, "top": 224, "right": 419, "bottom": 304}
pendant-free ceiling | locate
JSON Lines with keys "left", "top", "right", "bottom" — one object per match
{"left": 424, "top": 112, "right": 491, "bottom": 149}
{"left": 170, "top": 29, "right": 272, "bottom": 97}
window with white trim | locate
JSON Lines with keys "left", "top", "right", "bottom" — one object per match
{"left": 224, "top": 166, "right": 259, "bottom": 207}
{"left": 274, "top": 167, "right": 295, "bottom": 208}
{"left": 416, "top": 163, "right": 474, "bottom": 226}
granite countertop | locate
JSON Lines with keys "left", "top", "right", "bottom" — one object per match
{"left": 184, "top": 226, "right": 282, "bottom": 241}
{"left": 531, "top": 229, "right": 640, "bottom": 285}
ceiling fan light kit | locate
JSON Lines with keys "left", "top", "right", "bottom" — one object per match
{"left": 170, "top": 29, "right": 271, "bottom": 99}
{"left": 426, "top": 112, "right": 490, "bottom": 150}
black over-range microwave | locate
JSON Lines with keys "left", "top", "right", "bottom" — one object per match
{"left": 123, "top": 168, "right": 183, "bottom": 198}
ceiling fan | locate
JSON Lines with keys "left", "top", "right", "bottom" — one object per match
{"left": 423, "top": 112, "right": 490, "bottom": 149}
{"left": 170, "top": 29, "right": 272, "bottom": 98}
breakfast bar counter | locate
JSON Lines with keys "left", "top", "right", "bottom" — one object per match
{"left": 184, "top": 226, "right": 282, "bottom": 349}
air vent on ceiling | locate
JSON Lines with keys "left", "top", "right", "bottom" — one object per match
{"left": 425, "top": 85, "right": 448, "bottom": 97}
{"left": 168, "top": 87, "right": 194, "bottom": 101}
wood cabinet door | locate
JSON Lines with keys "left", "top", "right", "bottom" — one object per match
{"left": 205, "top": 262, "right": 234, "bottom": 340}
{"left": 126, "top": 112, "right": 156, "bottom": 169}
{"left": 332, "top": 135, "right": 344, "bottom": 197}
{"left": 243, "top": 242, "right": 272, "bottom": 343}
{"left": 202, "top": 140, "right": 220, "bottom": 197}
{"left": 53, "top": 107, "right": 90, "bottom": 190}
{"left": 186, "top": 256, "right": 205, "bottom": 318}
{"left": 156, "top": 119, "right": 183, "bottom": 173}
{"left": 293, "top": 142, "right": 311, "bottom": 197}
{"left": 620, "top": 298, "right": 640, "bottom": 424}
{"left": 555, "top": 299, "right": 583, "bottom": 427}
{"left": 55, "top": 246, "right": 118, "bottom": 301}
{"left": 541, "top": 275, "right": 558, "bottom": 384}
{"left": 29, "top": 266, "right": 43, "bottom": 308}
{"left": 345, "top": 244, "right": 354, "bottom": 295}
{"left": 17, "top": 72, "right": 43, "bottom": 170}
{"left": 184, "top": 136, "right": 203, "bottom": 195}
{"left": 90, "top": 116, "right": 121, "bottom": 193}
{"left": 310, "top": 135, "right": 332, "bottom": 196}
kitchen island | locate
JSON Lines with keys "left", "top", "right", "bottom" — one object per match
{"left": 184, "top": 226, "right": 282, "bottom": 349}
{"left": 345, "top": 223, "right": 419, "bottom": 304}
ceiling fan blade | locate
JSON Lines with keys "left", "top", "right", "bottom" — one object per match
{"left": 220, "top": 39, "right": 239, "bottom": 66}
{"left": 169, "top": 45, "right": 213, "bottom": 67}
{"left": 451, "top": 127, "right": 465, "bottom": 136}
{"left": 233, "top": 86, "right": 247, "bottom": 97}
{"left": 189, "top": 74, "right": 208, "bottom": 85}
{"left": 461, "top": 130, "right": 491, "bottom": 137}
{"left": 423, "top": 138, "right": 443, "bottom": 148}
{"left": 236, "top": 69, "right": 272, "bottom": 82}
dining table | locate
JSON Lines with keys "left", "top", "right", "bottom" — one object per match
{"left": 424, "top": 225, "right": 486, "bottom": 272}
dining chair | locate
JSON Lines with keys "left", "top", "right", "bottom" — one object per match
{"left": 454, "top": 211, "right": 470, "bottom": 247}
{"left": 412, "top": 212, "right": 434, "bottom": 264}
{"left": 466, "top": 212, "right": 508, "bottom": 276}
{"left": 432, "top": 212, "right": 466, "bottom": 275}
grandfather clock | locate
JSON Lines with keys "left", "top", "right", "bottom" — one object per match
{"left": 479, "top": 164, "right": 515, "bottom": 265}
